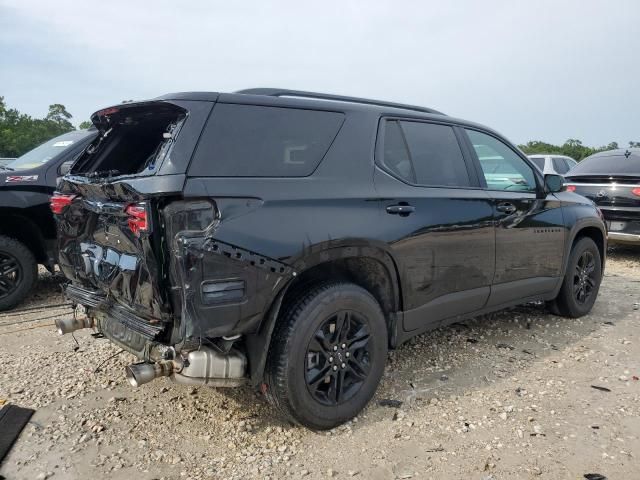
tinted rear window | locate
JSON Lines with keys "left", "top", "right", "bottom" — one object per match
{"left": 189, "top": 104, "right": 344, "bottom": 177}
{"left": 568, "top": 152, "right": 640, "bottom": 176}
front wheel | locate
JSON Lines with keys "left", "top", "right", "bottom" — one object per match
{"left": 265, "top": 282, "right": 388, "bottom": 430}
{"left": 548, "top": 237, "right": 602, "bottom": 318}
{"left": 0, "top": 235, "right": 37, "bottom": 311}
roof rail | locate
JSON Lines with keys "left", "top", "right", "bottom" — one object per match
{"left": 235, "top": 88, "right": 444, "bottom": 115}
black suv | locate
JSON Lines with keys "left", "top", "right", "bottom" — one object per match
{"left": 0, "top": 129, "right": 97, "bottom": 310}
{"left": 52, "top": 89, "right": 606, "bottom": 429}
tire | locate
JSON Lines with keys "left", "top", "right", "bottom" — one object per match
{"left": 265, "top": 282, "right": 388, "bottom": 430}
{"left": 0, "top": 235, "right": 37, "bottom": 311}
{"left": 548, "top": 237, "right": 602, "bottom": 318}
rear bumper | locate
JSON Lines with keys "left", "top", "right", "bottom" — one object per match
{"left": 600, "top": 209, "right": 640, "bottom": 244}
{"left": 608, "top": 232, "right": 640, "bottom": 244}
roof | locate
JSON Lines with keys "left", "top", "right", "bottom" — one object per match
{"left": 528, "top": 154, "right": 575, "bottom": 159}
{"left": 234, "top": 88, "right": 445, "bottom": 115}
{"left": 100, "top": 88, "right": 512, "bottom": 146}
{"left": 588, "top": 147, "right": 640, "bottom": 158}
{"left": 155, "top": 88, "right": 445, "bottom": 117}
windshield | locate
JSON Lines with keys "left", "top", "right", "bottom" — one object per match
{"left": 5, "top": 130, "right": 92, "bottom": 172}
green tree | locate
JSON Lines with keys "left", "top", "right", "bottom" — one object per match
{"left": 78, "top": 120, "right": 93, "bottom": 130}
{"left": 46, "top": 104, "right": 73, "bottom": 125}
{"left": 518, "top": 138, "right": 624, "bottom": 161}
{"left": 0, "top": 97, "right": 76, "bottom": 157}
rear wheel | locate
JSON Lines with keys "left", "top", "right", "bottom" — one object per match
{"left": 0, "top": 235, "right": 37, "bottom": 311}
{"left": 265, "top": 282, "right": 388, "bottom": 430}
{"left": 548, "top": 237, "right": 602, "bottom": 318}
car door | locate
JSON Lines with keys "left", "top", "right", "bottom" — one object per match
{"left": 374, "top": 118, "right": 495, "bottom": 332}
{"left": 463, "top": 129, "right": 566, "bottom": 307}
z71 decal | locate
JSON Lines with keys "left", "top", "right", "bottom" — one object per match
{"left": 5, "top": 175, "right": 39, "bottom": 183}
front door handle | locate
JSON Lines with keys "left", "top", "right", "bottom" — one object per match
{"left": 496, "top": 202, "right": 516, "bottom": 214}
{"left": 386, "top": 204, "right": 415, "bottom": 216}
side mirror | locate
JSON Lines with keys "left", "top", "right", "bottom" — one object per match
{"left": 544, "top": 174, "right": 564, "bottom": 193}
{"left": 58, "top": 160, "right": 74, "bottom": 176}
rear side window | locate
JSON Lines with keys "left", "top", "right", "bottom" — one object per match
{"left": 189, "top": 104, "right": 344, "bottom": 177}
{"left": 552, "top": 157, "right": 570, "bottom": 174}
{"left": 381, "top": 120, "right": 470, "bottom": 187}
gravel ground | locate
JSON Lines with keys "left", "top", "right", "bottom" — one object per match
{"left": 0, "top": 247, "right": 638, "bottom": 480}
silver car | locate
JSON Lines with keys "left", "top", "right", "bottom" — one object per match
{"left": 528, "top": 154, "right": 577, "bottom": 175}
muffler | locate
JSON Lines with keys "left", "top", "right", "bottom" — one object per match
{"left": 125, "top": 346, "right": 247, "bottom": 388}
{"left": 55, "top": 316, "right": 94, "bottom": 335}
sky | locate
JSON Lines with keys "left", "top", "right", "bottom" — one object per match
{"left": 1, "top": 0, "right": 639, "bottom": 146}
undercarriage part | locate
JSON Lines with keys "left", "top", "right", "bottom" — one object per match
{"left": 55, "top": 316, "right": 95, "bottom": 335}
{"left": 125, "top": 360, "right": 176, "bottom": 387}
{"left": 125, "top": 346, "right": 247, "bottom": 388}
{"left": 171, "top": 347, "right": 247, "bottom": 387}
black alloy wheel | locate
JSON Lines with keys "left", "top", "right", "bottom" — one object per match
{"left": 0, "top": 251, "right": 21, "bottom": 300}
{"left": 305, "top": 310, "right": 371, "bottom": 406}
{"left": 547, "top": 236, "right": 602, "bottom": 318}
{"left": 265, "top": 282, "right": 388, "bottom": 430}
{"left": 0, "top": 235, "right": 37, "bottom": 311}
{"left": 573, "top": 250, "right": 597, "bottom": 305}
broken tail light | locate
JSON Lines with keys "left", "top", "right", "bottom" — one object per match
{"left": 126, "top": 203, "right": 148, "bottom": 237}
{"left": 632, "top": 187, "right": 640, "bottom": 197}
{"left": 50, "top": 193, "right": 77, "bottom": 214}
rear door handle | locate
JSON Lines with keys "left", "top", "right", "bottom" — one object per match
{"left": 496, "top": 202, "right": 516, "bottom": 214}
{"left": 386, "top": 204, "right": 415, "bottom": 216}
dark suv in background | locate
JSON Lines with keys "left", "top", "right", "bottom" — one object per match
{"left": 52, "top": 89, "right": 606, "bottom": 429}
{"left": 565, "top": 148, "right": 640, "bottom": 244}
{"left": 0, "top": 129, "right": 97, "bottom": 310}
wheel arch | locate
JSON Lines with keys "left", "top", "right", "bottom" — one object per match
{"left": 0, "top": 209, "right": 49, "bottom": 264}
{"left": 245, "top": 243, "right": 403, "bottom": 387}
{"left": 565, "top": 221, "right": 606, "bottom": 274}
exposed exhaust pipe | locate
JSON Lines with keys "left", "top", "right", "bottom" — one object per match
{"left": 55, "top": 316, "right": 94, "bottom": 335}
{"left": 125, "top": 360, "right": 176, "bottom": 387}
{"left": 125, "top": 347, "right": 247, "bottom": 388}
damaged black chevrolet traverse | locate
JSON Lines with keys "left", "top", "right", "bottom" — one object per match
{"left": 53, "top": 89, "right": 606, "bottom": 429}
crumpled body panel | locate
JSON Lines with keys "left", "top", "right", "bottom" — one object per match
{"left": 56, "top": 180, "right": 169, "bottom": 325}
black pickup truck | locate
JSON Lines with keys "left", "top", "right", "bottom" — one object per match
{"left": 0, "top": 129, "right": 97, "bottom": 310}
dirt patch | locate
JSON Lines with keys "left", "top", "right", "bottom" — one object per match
{"left": 1, "top": 248, "right": 638, "bottom": 479}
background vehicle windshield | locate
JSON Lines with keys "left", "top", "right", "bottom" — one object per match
{"left": 5, "top": 130, "right": 90, "bottom": 171}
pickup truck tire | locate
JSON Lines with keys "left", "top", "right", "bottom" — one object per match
{"left": 265, "top": 282, "right": 388, "bottom": 430}
{"left": 0, "top": 235, "right": 37, "bottom": 311}
{"left": 548, "top": 237, "right": 602, "bottom": 318}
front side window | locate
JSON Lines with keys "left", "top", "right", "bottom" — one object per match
{"left": 381, "top": 120, "right": 470, "bottom": 187}
{"left": 466, "top": 129, "right": 536, "bottom": 192}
